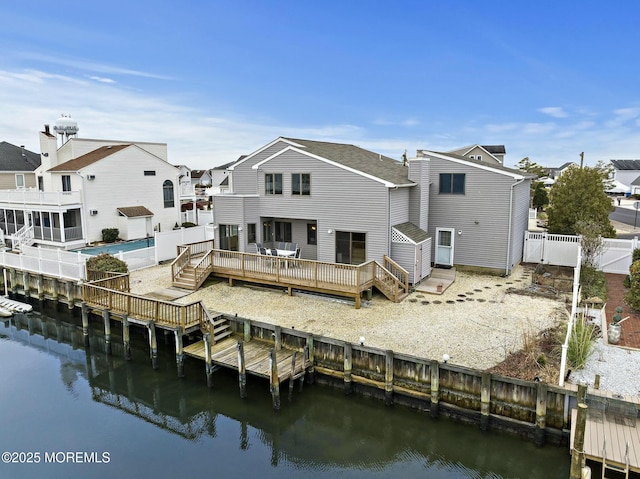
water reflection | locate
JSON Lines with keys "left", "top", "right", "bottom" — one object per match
{"left": 0, "top": 309, "right": 570, "bottom": 479}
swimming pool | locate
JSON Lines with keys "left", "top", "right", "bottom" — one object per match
{"left": 77, "top": 237, "right": 155, "bottom": 255}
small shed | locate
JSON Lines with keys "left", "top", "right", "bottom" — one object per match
{"left": 390, "top": 222, "right": 432, "bottom": 284}
{"left": 117, "top": 206, "right": 154, "bottom": 241}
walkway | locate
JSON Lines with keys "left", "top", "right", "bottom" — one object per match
{"left": 605, "top": 273, "right": 640, "bottom": 349}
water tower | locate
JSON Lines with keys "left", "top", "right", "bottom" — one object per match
{"left": 53, "top": 114, "right": 79, "bottom": 146}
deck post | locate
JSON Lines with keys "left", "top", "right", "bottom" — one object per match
{"left": 305, "top": 334, "right": 316, "bottom": 384}
{"left": 535, "top": 381, "right": 548, "bottom": 447}
{"left": 269, "top": 348, "right": 280, "bottom": 410}
{"left": 122, "top": 314, "right": 131, "bottom": 361}
{"left": 237, "top": 340, "right": 247, "bottom": 398}
{"left": 243, "top": 318, "right": 251, "bottom": 342}
{"left": 204, "top": 332, "right": 214, "bottom": 388}
{"left": 430, "top": 359, "right": 440, "bottom": 418}
{"left": 355, "top": 294, "right": 361, "bottom": 309}
{"left": 148, "top": 322, "right": 158, "bottom": 369}
{"left": 594, "top": 374, "right": 600, "bottom": 390}
{"left": 102, "top": 309, "right": 112, "bottom": 356}
{"left": 480, "top": 371, "right": 491, "bottom": 431}
{"left": 577, "top": 383, "right": 587, "bottom": 403}
{"left": 300, "top": 345, "right": 309, "bottom": 391}
{"left": 81, "top": 302, "right": 90, "bottom": 347}
{"left": 384, "top": 350, "right": 394, "bottom": 406}
{"left": 51, "top": 278, "right": 59, "bottom": 305}
{"left": 343, "top": 342, "right": 353, "bottom": 395}
{"left": 569, "top": 403, "right": 588, "bottom": 479}
{"left": 288, "top": 351, "right": 297, "bottom": 400}
{"left": 175, "top": 328, "right": 184, "bottom": 378}
{"left": 274, "top": 326, "right": 282, "bottom": 351}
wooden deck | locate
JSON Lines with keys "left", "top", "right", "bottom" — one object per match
{"left": 571, "top": 406, "right": 640, "bottom": 476}
{"left": 171, "top": 242, "right": 410, "bottom": 308}
{"left": 184, "top": 336, "right": 308, "bottom": 383}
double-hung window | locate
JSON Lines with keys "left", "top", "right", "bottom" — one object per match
{"left": 439, "top": 173, "right": 465, "bottom": 194}
{"left": 265, "top": 173, "right": 282, "bottom": 195}
{"left": 292, "top": 173, "right": 310, "bottom": 196}
{"left": 61, "top": 175, "right": 71, "bottom": 192}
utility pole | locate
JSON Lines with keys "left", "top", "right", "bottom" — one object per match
{"left": 579, "top": 152, "right": 584, "bottom": 168}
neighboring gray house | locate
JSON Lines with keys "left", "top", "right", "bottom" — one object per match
{"left": 213, "top": 137, "right": 530, "bottom": 282}
{"left": 542, "top": 161, "right": 577, "bottom": 180}
{"left": 446, "top": 144, "right": 506, "bottom": 165}
{"left": 191, "top": 169, "right": 213, "bottom": 186}
{"left": 0, "top": 142, "right": 41, "bottom": 189}
{"left": 209, "top": 160, "right": 236, "bottom": 195}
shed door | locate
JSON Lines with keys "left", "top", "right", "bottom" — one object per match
{"left": 435, "top": 228, "right": 454, "bottom": 267}
{"left": 415, "top": 243, "right": 423, "bottom": 283}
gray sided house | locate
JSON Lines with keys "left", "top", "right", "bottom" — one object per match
{"left": 213, "top": 137, "right": 528, "bottom": 283}
{"left": 417, "top": 150, "right": 531, "bottom": 274}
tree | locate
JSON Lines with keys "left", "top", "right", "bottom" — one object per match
{"left": 516, "top": 157, "right": 546, "bottom": 178}
{"left": 86, "top": 254, "right": 128, "bottom": 274}
{"left": 546, "top": 163, "right": 615, "bottom": 237}
{"left": 532, "top": 182, "right": 549, "bottom": 211}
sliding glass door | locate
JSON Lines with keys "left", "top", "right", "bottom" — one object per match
{"left": 335, "top": 231, "right": 366, "bottom": 264}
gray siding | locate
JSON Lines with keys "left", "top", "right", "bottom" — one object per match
{"left": 213, "top": 195, "right": 258, "bottom": 250}
{"left": 408, "top": 159, "right": 429, "bottom": 231}
{"left": 464, "top": 146, "right": 501, "bottom": 165}
{"left": 509, "top": 179, "right": 531, "bottom": 271}
{"left": 390, "top": 242, "right": 416, "bottom": 283}
{"left": 422, "top": 238, "right": 432, "bottom": 279}
{"left": 389, "top": 188, "right": 410, "bottom": 226}
{"left": 428, "top": 159, "right": 521, "bottom": 271}
{"left": 231, "top": 140, "right": 292, "bottom": 195}
{"left": 256, "top": 149, "right": 390, "bottom": 263}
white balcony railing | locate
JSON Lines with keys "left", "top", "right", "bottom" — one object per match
{"left": 0, "top": 189, "right": 82, "bottom": 206}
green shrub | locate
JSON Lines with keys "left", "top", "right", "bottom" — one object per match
{"left": 624, "top": 274, "right": 631, "bottom": 289}
{"left": 101, "top": 228, "right": 119, "bottom": 243}
{"left": 567, "top": 315, "right": 596, "bottom": 370}
{"left": 86, "top": 254, "right": 128, "bottom": 274}
{"left": 625, "top": 260, "right": 640, "bottom": 311}
{"left": 181, "top": 222, "right": 197, "bottom": 228}
{"left": 633, "top": 248, "right": 640, "bottom": 263}
{"left": 579, "top": 264, "right": 607, "bottom": 301}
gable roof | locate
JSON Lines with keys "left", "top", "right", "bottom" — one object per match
{"left": 420, "top": 150, "right": 531, "bottom": 179}
{"left": 611, "top": 159, "right": 640, "bottom": 171}
{"left": 278, "top": 137, "right": 413, "bottom": 186}
{"left": 191, "top": 169, "right": 210, "bottom": 179}
{"left": 482, "top": 145, "right": 506, "bottom": 155}
{"left": 0, "top": 141, "right": 41, "bottom": 171}
{"left": 48, "top": 144, "right": 130, "bottom": 172}
{"left": 446, "top": 144, "right": 505, "bottom": 163}
{"left": 212, "top": 160, "right": 237, "bottom": 170}
{"left": 117, "top": 206, "right": 154, "bottom": 217}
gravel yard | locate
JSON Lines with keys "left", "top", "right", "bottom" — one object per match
{"left": 130, "top": 263, "right": 567, "bottom": 371}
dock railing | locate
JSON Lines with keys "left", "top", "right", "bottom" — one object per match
{"left": 82, "top": 282, "right": 206, "bottom": 331}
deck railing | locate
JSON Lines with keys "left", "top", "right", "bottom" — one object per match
{"left": 382, "top": 255, "right": 410, "bottom": 296}
{"left": 83, "top": 282, "right": 206, "bottom": 331}
{"left": 86, "top": 270, "right": 131, "bottom": 292}
{"left": 172, "top": 247, "right": 191, "bottom": 283}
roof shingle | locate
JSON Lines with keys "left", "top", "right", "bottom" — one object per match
{"left": 48, "top": 144, "right": 130, "bottom": 171}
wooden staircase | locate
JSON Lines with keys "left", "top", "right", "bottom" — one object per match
{"left": 209, "top": 314, "right": 233, "bottom": 343}
{"left": 173, "top": 264, "right": 198, "bottom": 290}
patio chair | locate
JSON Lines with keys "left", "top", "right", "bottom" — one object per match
{"left": 258, "top": 247, "right": 267, "bottom": 255}
{"left": 284, "top": 242, "right": 292, "bottom": 251}
{"left": 256, "top": 242, "right": 263, "bottom": 250}
{"left": 277, "top": 242, "right": 286, "bottom": 250}
{"left": 295, "top": 247, "right": 301, "bottom": 259}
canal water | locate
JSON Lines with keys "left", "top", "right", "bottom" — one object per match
{"left": 0, "top": 308, "right": 570, "bottom": 479}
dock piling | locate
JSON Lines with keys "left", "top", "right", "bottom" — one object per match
{"left": 269, "top": 348, "right": 280, "bottom": 410}
{"left": 238, "top": 340, "right": 247, "bottom": 398}
{"left": 430, "top": 359, "right": 440, "bottom": 418}
{"left": 102, "top": 309, "right": 112, "bottom": 356}
{"left": 81, "top": 302, "right": 90, "bottom": 348}
{"left": 305, "top": 335, "right": 315, "bottom": 384}
{"left": 175, "top": 328, "right": 184, "bottom": 378}
{"left": 569, "top": 403, "right": 588, "bottom": 479}
{"left": 288, "top": 351, "right": 297, "bottom": 400}
{"left": 243, "top": 318, "right": 251, "bottom": 342}
{"left": 535, "top": 381, "right": 548, "bottom": 447}
{"left": 122, "top": 314, "right": 131, "bottom": 361}
{"left": 343, "top": 342, "right": 353, "bottom": 395}
{"left": 148, "top": 322, "right": 158, "bottom": 369}
{"left": 274, "top": 326, "right": 282, "bottom": 351}
{"left": 204, "top": 332, "right": 214, "bottom": 388}
{"left": 384, "top": 350, "right": 394, "bottom": 406}
{"left": 480, "top": 372, "right": 491, "bottom": 431}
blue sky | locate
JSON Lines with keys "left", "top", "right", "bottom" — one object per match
{"left": 1, "top": 1, "right": 639, "bottom": 169}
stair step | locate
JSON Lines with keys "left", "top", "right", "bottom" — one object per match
{"left": 214, "top": 329, "right": 233, "bottom": 342}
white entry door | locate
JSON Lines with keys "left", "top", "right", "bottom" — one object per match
{"left": 435, "top": 228, "right": 454, "bottom": 267}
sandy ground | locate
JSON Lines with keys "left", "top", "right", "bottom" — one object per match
{"left": 130, "top": 263, "right": 568, "bottom": 370}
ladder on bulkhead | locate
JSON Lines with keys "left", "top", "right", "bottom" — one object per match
{"left": 601, "top": 437, "right": 630, "bottom": 479}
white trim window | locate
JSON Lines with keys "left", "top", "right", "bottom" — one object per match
{"left": 15, "top": 174, "right": 25, "bottom": 188}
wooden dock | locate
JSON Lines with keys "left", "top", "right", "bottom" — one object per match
{"left": 184, "top": 336, "right": 307, "bottom": 382}
{"left": 570, "top": 404, "right": 640, "bottom": 477}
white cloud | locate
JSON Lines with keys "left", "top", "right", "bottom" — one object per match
{"left": 89, "top": 76, "right": 116, "bottom": 84}
{"left": 538, "top": 107, "right": 568, "bottom": 118}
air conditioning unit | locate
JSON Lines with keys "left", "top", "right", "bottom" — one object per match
{"left": 87, "top": 174, "right": 96, "bottom": 180}
{"left": 89, "top": 209, "right": 98, "bottom": 216}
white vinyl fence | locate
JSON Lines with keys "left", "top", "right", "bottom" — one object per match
{"left": 523, "top": 231, "right": 639, "bottom": 274}
{"left": 154, "top": 225, "right": 214, "bottom": 262}
{"left": 181, "top": 210, "right": 213, "bottom": 226}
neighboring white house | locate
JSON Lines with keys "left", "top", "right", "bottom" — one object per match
{"left": 0, "top": 124, "right": 183, "bottom": 249}
{"left": 610, "top": 159, "right": 640, "bottom": 193}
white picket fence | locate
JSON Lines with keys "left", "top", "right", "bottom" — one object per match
{"left": 523, "top": 231, "right": 639, "bottom": 274}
